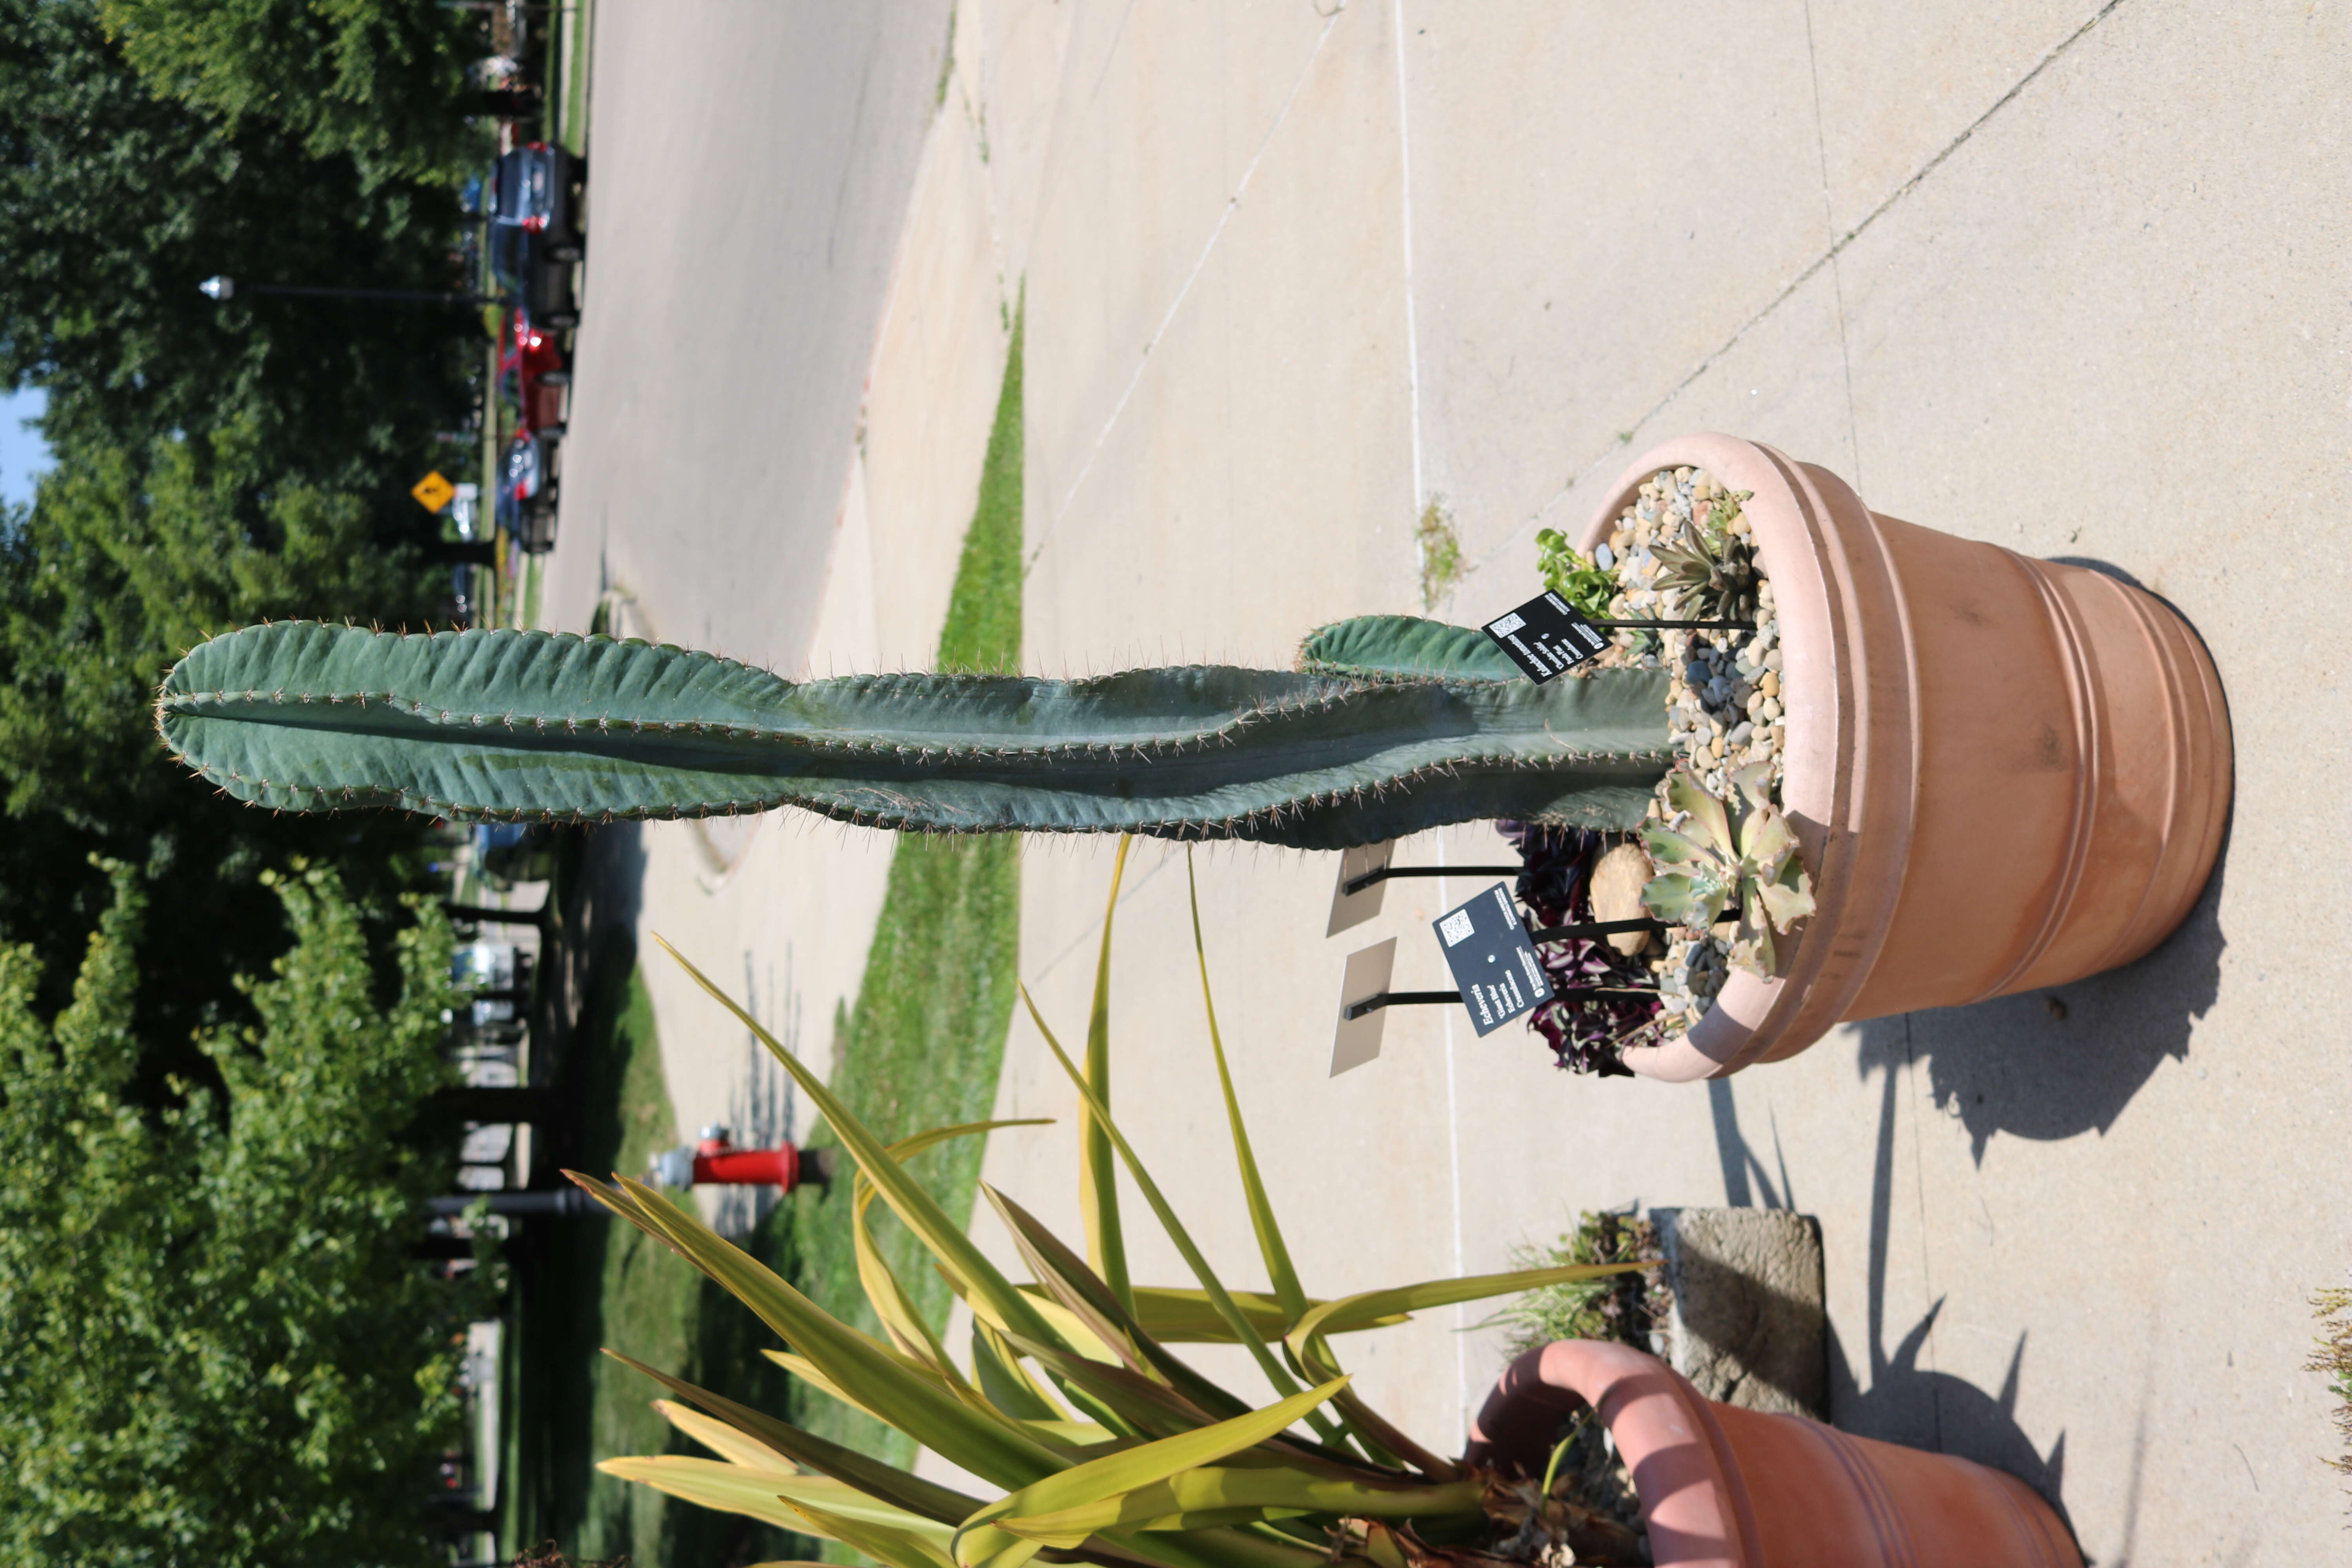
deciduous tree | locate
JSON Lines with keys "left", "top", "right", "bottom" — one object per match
{"left": 0, "top": 861, "right": 477, "bottom": 1567}
{"left": 0, "top": 418, "right": 437, "bottom": 1044}
{"left": 99, "top": 0, "right": 490, "bottom": 183}
{"left": 0, "top": 0, "right": 481, "bottom": 486}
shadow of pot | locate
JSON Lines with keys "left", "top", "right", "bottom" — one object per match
{"left": 1577, "top": 436, "right": 2230, "bottom": 1081}
{"left": 1464, "top": 1339, "right": 2080, "bottom": 1567}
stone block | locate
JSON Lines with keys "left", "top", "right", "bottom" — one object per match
{"left": 1653, "top": 1207, "right": 1828, "bottom": 1420}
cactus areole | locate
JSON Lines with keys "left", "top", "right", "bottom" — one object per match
{"left": 155, "top": 619, "right": 1674, "bottom": 851}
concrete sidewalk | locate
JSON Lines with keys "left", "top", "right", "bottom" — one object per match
{"left": 563, "top": 1, "right": 2349, "bottom": 1558}
{"left": 982, "top": 1, "right": 2348, "bottom": 1558}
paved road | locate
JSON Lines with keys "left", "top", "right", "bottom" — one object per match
{"left": 546, "top": 0, "right": 954, "bottom": 670}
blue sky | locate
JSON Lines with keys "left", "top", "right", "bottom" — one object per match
{"left": 1, "top": 386, "right": 52, "bottom": 508}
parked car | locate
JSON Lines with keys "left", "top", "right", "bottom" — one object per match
{"left": 497, "top": 307, "right": 569, "bottom": 438}
{"left": 495, "top": 431, "right": 558, "bottom": 554}
{"left": 452, "top": 940, "right": 532, "bottom": 1031}
{"left": 472, "top": 822, "right": 556, "bottom": 886}
{"left": 486, "top": 143, "right": 583, "bottom": 324}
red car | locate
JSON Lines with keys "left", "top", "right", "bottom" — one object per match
{"left": 497, "top": 308, "right": 570, "bottom": 438}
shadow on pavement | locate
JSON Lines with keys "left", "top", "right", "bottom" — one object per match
{"left": 1854, "top": 814, "right": 2230, "bottom": 1165}
{"left": 1823, "top": 1067, "right": 2074, "bottom": 1522}
{"left": 1707, "top": 1069, "right": 2075, "bottom": 1526}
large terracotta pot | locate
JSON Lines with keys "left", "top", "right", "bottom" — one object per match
{"left": 1577, "top": 436, "right": 2230, "bottom": 1080}
{"left": 1465, "top": 1339, "right": 2079, "bottom": 1567}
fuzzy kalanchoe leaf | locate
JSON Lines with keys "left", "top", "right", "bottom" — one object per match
{"left": 1639, "top": 763, "right": 1815, "bottom": 978}
{"left": 156, "top": 619, "right": 1675, "bottom": 851}
{"left": 1650, "top": 489, "right": 1759, "bottom": 623}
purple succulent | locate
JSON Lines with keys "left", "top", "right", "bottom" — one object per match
{"left": 1496, "top": 821, "right": 1660, "bottom": 1076}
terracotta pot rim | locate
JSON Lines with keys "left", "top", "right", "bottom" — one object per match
{"left": 1574, "top": 436, "right": 1869, "bottom": 1080}
{"left": 1463, "top": 1337, "right": 2083, "bottom": 1567}
{"left": 1463, "top": 1339, "right": 1760, "bottom": 1568}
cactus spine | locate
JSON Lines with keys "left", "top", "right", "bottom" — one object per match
{"left": 155, "top": 619, "right": 1673, "bottom": 851}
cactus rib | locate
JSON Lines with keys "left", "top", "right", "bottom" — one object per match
{"left": 156, "top": 622, "right": 1672, "bottom": 850}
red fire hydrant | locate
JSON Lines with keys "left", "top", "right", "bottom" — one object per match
{"left": 648, "top": 1125, "right": 825, "bottom": 1191}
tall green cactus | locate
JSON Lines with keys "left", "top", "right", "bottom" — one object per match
{"left": 155, "top": 618, "right": 1672, "bottom": 850}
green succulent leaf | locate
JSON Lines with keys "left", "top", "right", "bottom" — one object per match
{"left": 655, "top": 1396, "right": 797, "bottom": 1470}
{"left": 590, "top": 1174, "right": 1065, "bottom": 1490}
{"left": 853, "top": 1120, "right": 1049, "bottom": 1378}
{"left": 1758, "top": 860, "right": 1818, "bottom": 933}
{"left": 1737, "top": 803, "right": 1799, "bottom": 884}
{"left": 651, "top": 936, "right": 1064, "bottom": 1351}
{"left": 1732, "top": 886, "right": 1778, "bottom": 977}
{"left": 983, "top": 1186, "right": 1160, "bottom": 1382}
{"left": 1639, "top": 823, "right": 1708, "bottom": 867}
{"left": 1641, "top": 870, "right": 1732, "bottom": 930}
{"left": 1123, "top": 1287, "right": 1401, "bottom": 1344}
{"left": 1663, "top": 769, "right": 1735, "bottom": 856}
{"left": 997, "top": 1463, "right": 1481, "bottom": 1543}
{"left": 597, "top": 1350, "right": 982, "bottom": 1528}
{"left": 1282, "top": 1261, "right": 1651, "bottom": 1480}
{"left": 971, "top": 1319, "right": 1071, "bottom": 1426}
{"left": 1018, "top": 987, "right": 1322, "bottom": 1423}
{"left": 791, "top": 1499, "right": 962, "bottom": 1568}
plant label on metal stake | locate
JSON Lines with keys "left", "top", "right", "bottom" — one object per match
{"left": 1330, "top": 938, "right": 1397, "bottom": 1076}
{"left": 1431, "top": 883, "right": 1553, "bottom": 1036}
{"left": 1327, "top": 840, "right": 1396, "bottom": 936}
{"left": 1480, "top": 592, "right": 1608, "bottom": 683}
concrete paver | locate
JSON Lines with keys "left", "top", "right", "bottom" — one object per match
{"left": 559, "top": 0, "right": 2350, "bottom": 1556}
{"left": 1401, "top": 2, "right": 1839, "bottom": 563}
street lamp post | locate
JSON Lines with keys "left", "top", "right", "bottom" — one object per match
{"left": 200, "top": 275, "right": 501, "bottom": 308}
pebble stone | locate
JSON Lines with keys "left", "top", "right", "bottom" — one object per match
{"left": 1586, "top": 465, "right": 1793, "bottom": 1047}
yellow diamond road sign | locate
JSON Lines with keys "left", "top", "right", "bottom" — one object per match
{"left": 411, "top": 470, "right": 456, "bottom": 513}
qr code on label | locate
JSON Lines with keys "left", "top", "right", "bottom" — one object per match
{"left": 1486, "top": 612, "right": 1526, "bottom": 637}
{"left": 1439, "top": 909, "right": 1476, "bottom": 946}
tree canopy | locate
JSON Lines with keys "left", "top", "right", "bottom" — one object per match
{"left": 0, "top": 0, "right": 479, "bottom": 1040}
{"left": 0, "top": 0, "right": 482, "bottom": 486}
{"left": 98, "top": 0, "right": 488, "bottom": 183}
{"left": 0, "top": 862, "right": 475, "bottom": 1568}
{"left": 0, "top": 414, "right": 440, "bottom": 1054}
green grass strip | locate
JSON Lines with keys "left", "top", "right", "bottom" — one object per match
{"left": 508, "top": 953, "right": 809, "bottom": 1567}
{"left": 765, "top": 310, "right": 1027, "bottom": 1472}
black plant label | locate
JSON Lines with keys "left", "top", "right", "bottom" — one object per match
{"left": 1481, "top": 592, "right": 1608, "bottom": 683}
{"left": 1431, "top": 883, "right": 1553, "bottom": 1037}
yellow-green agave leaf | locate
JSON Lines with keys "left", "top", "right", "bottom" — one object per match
{"left": 597, "top": 1454, "right": 950, "bottom": 1546}
{"left": 655, "top": 933, "right": 1064, "bottom": 1352}
{"left": 1080, "top": 836, "right": 1134, "bottom": 1314}
{"left": 605, "top": 1351, "right": 982, "bottom": 1528}
{"left": 1019, "top": 986, "right": 1319, "bottom": 1421}
{"left": 653, "top": 1396, "right": 800, "bottom": 1471}
{"left": 952, "top": 1376, "right": 1349, "bottom": 1567}
{"left": 1185, "top": 850, "right": 1308, "bottom": 1326}
{"left": 998, "top": 1462, "right": 1481, "bottom": 1539}
{"left": 593, "top": 1171, "right": 1064, "bottom": 1491}
{"left": 788, "top": 1500, "right": 960, "bottom": 1568}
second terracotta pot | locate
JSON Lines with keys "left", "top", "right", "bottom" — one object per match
{"left": 1465, "top": 1339, "right": 2080, "bottom": 1568}
{"left": 1577, "top": 436, "right": 2230, "bottom": 1080}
